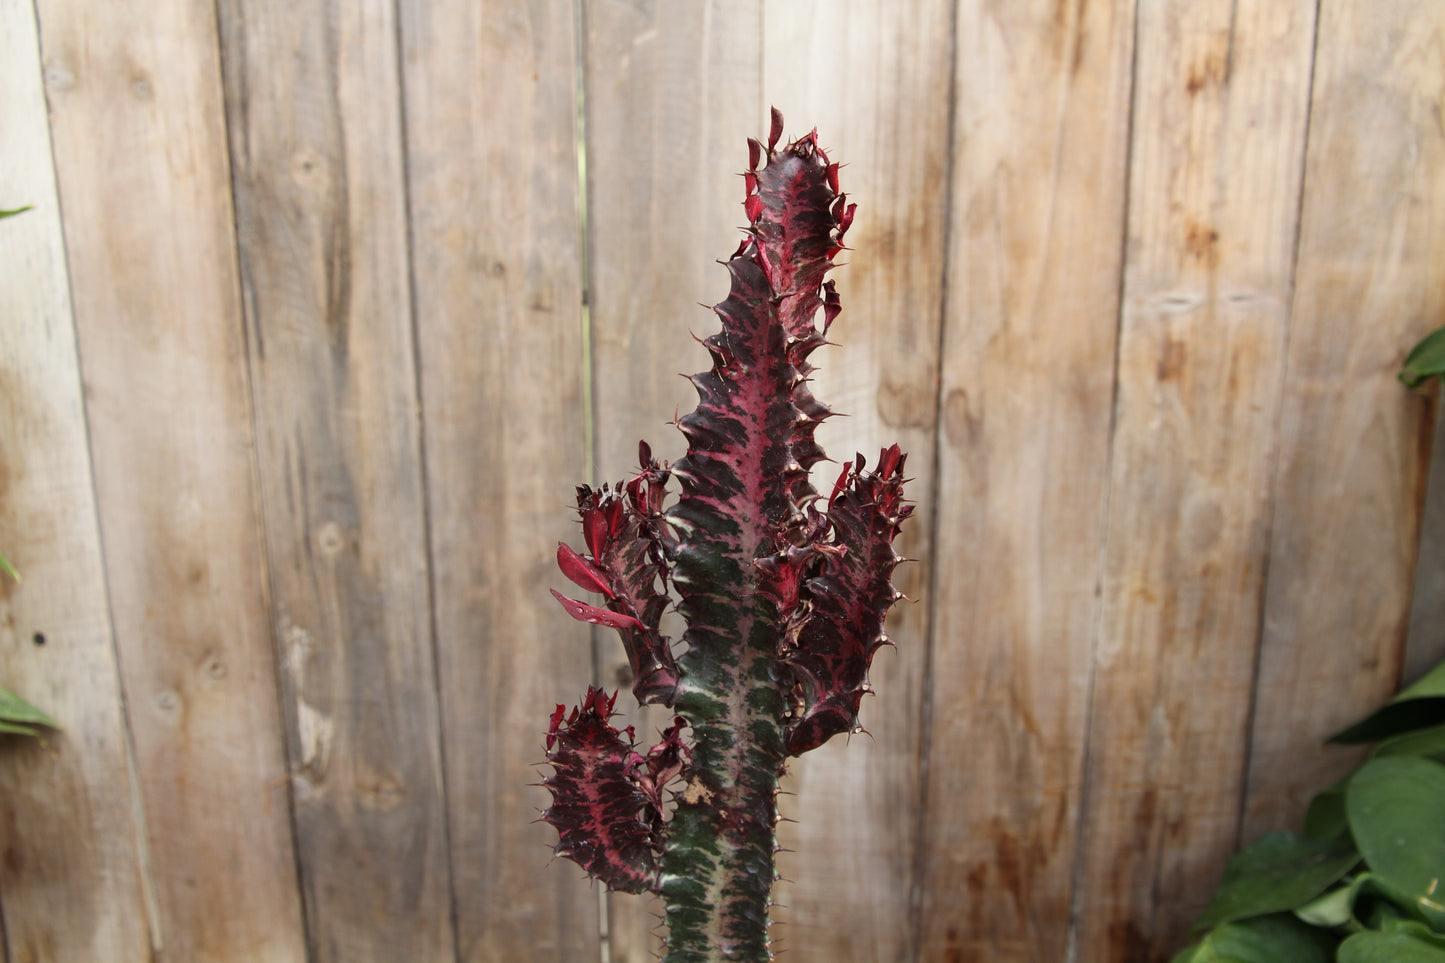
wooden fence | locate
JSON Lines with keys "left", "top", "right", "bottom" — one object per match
{"left": 2, "top": 1, "right": 1443, "bottom": 960}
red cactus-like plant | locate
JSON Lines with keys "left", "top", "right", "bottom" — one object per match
{"left": 539, "top": 110, "right": 912, "bottom": 962}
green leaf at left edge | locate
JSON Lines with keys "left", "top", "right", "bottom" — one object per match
{"left": 1331, "top": 659, "right": 1445, "bottom": 744}
{"left": 1400, "top": 326, "right": 1445, "bottom": 389}
{"left": 0, "top": 552, "right": 19, "bottom": 582}
{"left": 1339, "top": 929, "right": 1445, "bottom": 963}
{"left": 0, "top": 687, "right": 57, "bottom": 732}
{"left": 1346, "top": 756, "right": 1445, "bottom": 930}
{"left": 1194, "top": 830, "right": 1360, "bottom": 930}
{"left": 1173, "top": 914, "right": 1338, "bottom": 963}
{"left": 0, "top": 205, "right": 34, "bottom": 220}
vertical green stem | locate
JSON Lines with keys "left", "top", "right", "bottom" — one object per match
{"left": 660, "top": 653, "right": 786, "bottom": 963}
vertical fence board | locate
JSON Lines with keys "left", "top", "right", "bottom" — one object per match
{"left": 0, "top": 3, "right": 152, "bottom": 959}
{"left": 917, "top": 2, "right": 1135, "bottom": 960}
{"left": 762, "top": 3, "right": 952, "bottom": 958}
{"left": 580, "top": 3, "right": 761, "bottom": 959}
{"left": 400, "top": 3, "right": 595, "bottom": 959}
{"left": 1072, "top": 2, "right": 1318, "bottom": 958}
{"left": 1242, "top": 0, "right": 1445, "bottom": 841}
{"left": 32, "top": 3, "right": 308, "bottom": 960}
{"left": 216, "top": 0, "right": 455, "bottom": 959}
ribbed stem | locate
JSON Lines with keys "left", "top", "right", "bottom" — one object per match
{"left": 660, "top": 648, "right": 785, "bottom": 963}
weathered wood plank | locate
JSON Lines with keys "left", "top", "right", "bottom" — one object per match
{"left": 916, "top": 1, "right": 1135, "bottom": 960}
{"left": 580, "top": 2, "right": 761, "bottom": 959}
{"left": 1071, "top": 1, "right": 1318, "bottom": 958}
{"left": 1242, "top": 0, "right": 1445, "bottom": 841}
{"left": 763, "top": 2, "right": 952, "bottom": 958}
{"left": 32, "top": 3, "right": 308, "bottom": 960}
{"left": 0, "top": 3, "right": 152, "bottom": 959}
{"left": 216, "top": 0, "right": 455, "bottom": 959}
{"left": 399, "top": 3, "right": 597, "bottom": 959}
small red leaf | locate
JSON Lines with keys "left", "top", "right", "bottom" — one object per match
{"left": 745, "top": 193, "right": 764, "bottom": 222}
{"left": 768, "top": 106, "right": 784, "bottom": 150}
{"left": 582, "top": 504, "right": 608, "bottom": 557}
{"left": 748, "top": 137, "right": 762, "bottom": 170}
{"left": 822, "top": 280, "right": 842, "bottom": 332}
{"left": 826, "top": 162, "right": 840, "bottom": 194}
{"left": 550, "top": 589, "right": 645, "bottom": 631}
{"left": 557, "top": 542, "right": 613, "bottom": 597}
{"left": 828, "top": 461, "right": 853, "bottom": 510}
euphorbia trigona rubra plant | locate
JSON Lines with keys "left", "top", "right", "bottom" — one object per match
{"left": 540, "top": 110, "right": 912, "bottom": 962}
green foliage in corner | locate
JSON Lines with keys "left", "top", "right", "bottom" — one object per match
{"left": 1173, "top": 659, "right": 1445, "bottom": 963}
{"left": 1401, "top": 326, "right": 1445, "bottom": 389}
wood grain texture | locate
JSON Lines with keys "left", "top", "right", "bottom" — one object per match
{"left": 579, "top": 2, "right": 761, "bottom": 959}
{"left": 33, "top": 2, "right": 308, "bottom": 960}
{"left": 763, "top": 2, "right": 952, "bottom": 958}
{"left": 1241, "top": 0, "right": 1445, "bottom": 842}
{"left": 916, "top": 2, "right": 1135, "bottom": 960}
{"left": 1071, "top": 2, "right": 1318, "bottom": 959}
{"left": 399, "top": 3, "right": 596, "bottom": 959}
{"left": 217, "top": 0, "right": 455, "bottom": 958}
{"left": 0, "top": 3, "right": 152, "bottom": 958}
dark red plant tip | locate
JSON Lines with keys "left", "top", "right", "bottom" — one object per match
{"left": 878, "top": 443, "right": 905, "bottom": 478}
{"left": 747, "top": 137, "right": 762, "bottom": 171}
{"left": 768, "top": 106, "right": 784, "bottom": 150}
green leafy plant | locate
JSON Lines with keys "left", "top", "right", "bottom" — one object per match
{"left": 1173, "top": 659, "right": 1445, "bottom": 963}
{"left": 537, "top": 112, "right": 912, "bottom": 962}
{"left": 1175, "top": 328, "right": 1445, "bottom": 961}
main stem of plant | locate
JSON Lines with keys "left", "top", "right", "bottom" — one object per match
{"left": 540, "top": 111, "right": 912, "bottom": 962}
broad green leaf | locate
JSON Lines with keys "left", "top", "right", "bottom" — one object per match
{"left": 1346, "top": 756, "right": 1445, "bottom": 929}
{"left": 1339, "top": 930, "right": 1445, "bottom": 963}
{"left": 1401, "top": 326, "right": 1445, "bottom": 389}
{"left": 1373, "top": 723, "right": 1445, "bottom": 764}
{"left": 1194, "top": 831, "right": 1359, "bottom": 930}
{"left": 1173, "top": 914, "right": 1336, "bottom": 963}
{"left": 1332, "top": 659, "right": 1445, "bottom": 743}
{"left": 1303, "top": 782, "right": 1349, "bottom": 842}
{"left": 1294, "top": 884, "right": 1353, "bottom": 928}
{"left": 0, "top": 687, "right": 56, "bottom": 730}
{"left": 0, "top": 719, "right": 42, "bottom": 736}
